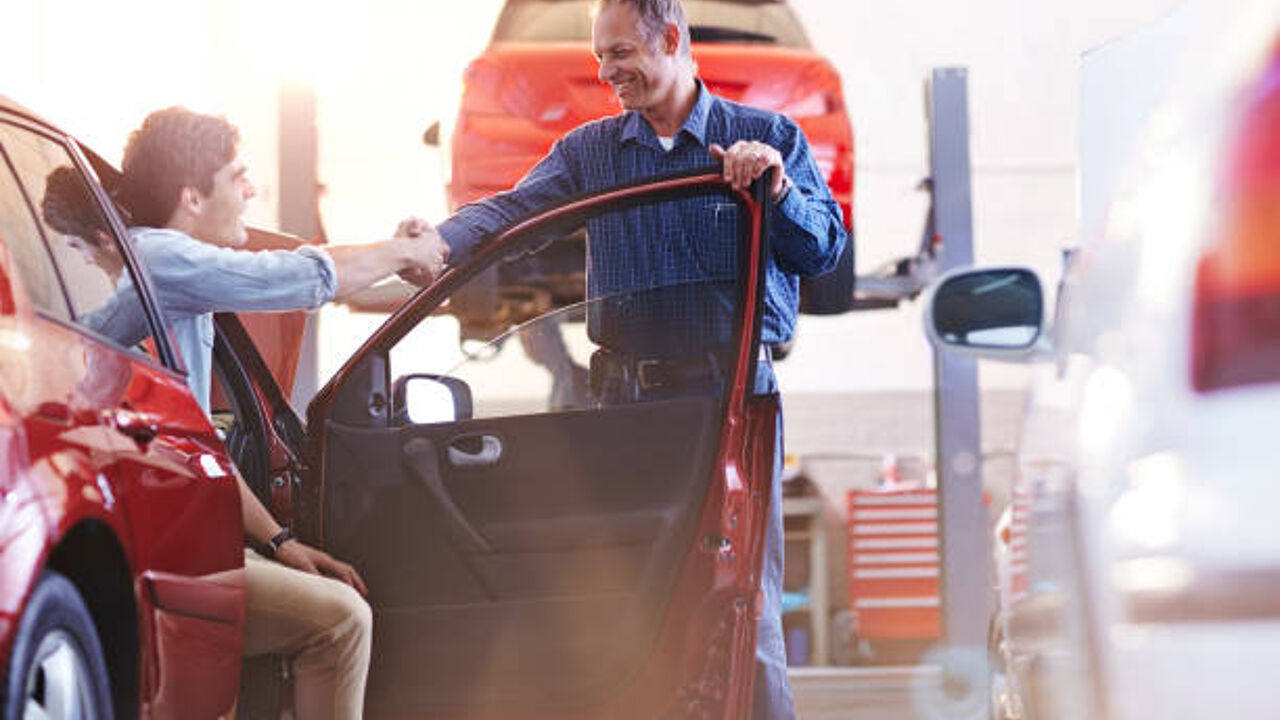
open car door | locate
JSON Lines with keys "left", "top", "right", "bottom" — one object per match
{"left": 303, "top": 170, "right": 778, "bottom": 719}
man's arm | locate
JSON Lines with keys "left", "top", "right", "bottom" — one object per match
{"left": 237, "top": 472, "right": 368, "bottom": 595}
{"left": 437, "top": 136, "right": 581, "bottom": 263}
{"left": 709, "top": 118, "right": 847, "bottom": 277}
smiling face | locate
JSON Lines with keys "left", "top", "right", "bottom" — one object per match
{"left": 188, "top": 156, "right": 256, "bottom": 246}
{"left": 592, "top": 1, "right": 684, "bottom": 124}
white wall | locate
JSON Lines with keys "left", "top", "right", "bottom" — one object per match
{"left": 775, "top": 0, "right": 1183, "bottom": 394}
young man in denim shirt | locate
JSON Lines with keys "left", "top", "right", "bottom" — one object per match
{"left": 119, "top": 107, "right": 448, "bottom": 719}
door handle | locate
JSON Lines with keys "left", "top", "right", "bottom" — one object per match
{"left": 447, "top": 435, "right": 503, "bottom": 468}
{"left": 403, "top": 438, "right": 491, "bottom": 553}
{"left": 105, "top": 409, "right": 158, "bottom": 446}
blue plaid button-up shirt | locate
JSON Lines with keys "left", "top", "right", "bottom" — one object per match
{"left": 438, "top": 82, "right": 847, "bottom": 347}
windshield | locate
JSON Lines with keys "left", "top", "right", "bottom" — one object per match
{"left": 491, "top": 0, "right": 811, "bottom": 49}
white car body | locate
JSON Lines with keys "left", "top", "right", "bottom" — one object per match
{"left": 927, "top": 3, "right": 1280, "bottom": 718}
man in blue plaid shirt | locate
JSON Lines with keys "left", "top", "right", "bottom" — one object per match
{"left": 432, "top": 0, "right": 847, "bottom": 716}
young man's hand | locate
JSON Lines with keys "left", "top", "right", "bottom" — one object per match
{"left": 275, "top": 539, "right": 370, "bottom": 596}
{"left": 395, "top": 216, "right": 450, "bottom": 286}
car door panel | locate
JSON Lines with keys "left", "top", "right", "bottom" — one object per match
{"left": 298, "top": 172, "right": 772, "bottom": 718}
{"left": 324, "top": 396, "right": 718, "bottom": 600}
{"left": 323, "top": 405, "right": 704, "bottom": 709}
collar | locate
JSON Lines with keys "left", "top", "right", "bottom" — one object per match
{"left": 620, "top": 80, "right": 714, "bottom": 150}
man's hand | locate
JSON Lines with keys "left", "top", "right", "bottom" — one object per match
{"left": 709, "top": 141, "right": 789, "bottom": 201}
{"left": 394, "top": 215, "right": 450, "bottom": 286}
{"left": 275, "top": 539, "right": 370, "bottom": 596}
{"left": 396, "top": 216, "right": 432, "bottom": 239}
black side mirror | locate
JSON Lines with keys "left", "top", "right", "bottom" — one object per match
{"left": 926, "top": 267, "right": 1044, "bottom": 352}
{"left": 392, "top": 374, "right": 473, "bottom": 424}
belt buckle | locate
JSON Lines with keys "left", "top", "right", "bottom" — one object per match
{"left": 636, "top": 358, "right": 664, "bottom": 389}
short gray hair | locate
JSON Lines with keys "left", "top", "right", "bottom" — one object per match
{"left": 598, "top": 0, "right": 692, "bottom": 61}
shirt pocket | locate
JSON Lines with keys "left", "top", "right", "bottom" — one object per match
{"left": 685, "top": 201, "right": 740, "bottom": 282}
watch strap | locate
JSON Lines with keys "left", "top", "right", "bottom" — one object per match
{"left": 266, "top": 528, "right": 294, "bottom": 557}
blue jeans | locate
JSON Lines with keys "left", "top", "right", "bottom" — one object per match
{"left": 752, "top": 362, "right": 796, "bottom": 720}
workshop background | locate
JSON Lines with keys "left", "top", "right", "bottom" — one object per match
{"left": 5, "top": 0, "right": 1185, "bottom": 666}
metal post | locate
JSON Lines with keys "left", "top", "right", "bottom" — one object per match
{"left": 278, "top": 82, "right": 321, "bottom": 410}
{"left": 928, "top": 67, "right": 990, "bottom": 698}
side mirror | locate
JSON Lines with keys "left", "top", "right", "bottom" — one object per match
{"left": 393, "top": 374, "right": 473, "bottom": 424}
{"left": 924, "top": 267, "right": 1045, "bottom": 358}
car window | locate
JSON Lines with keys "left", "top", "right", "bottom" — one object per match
{"left": 492, "top": 0, "right": 811, "bottom": 48}
{"left": 389, "top": 189, "right": 745, "bottom": 421}
{"left": 0, "top": 123, "right": 160, "bottom": 362}
{"left": 0, "top": 136, "right": 73, "bottom": 320}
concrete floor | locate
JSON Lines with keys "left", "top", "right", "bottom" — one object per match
{"left": 790, "top": 666, "right": 976, "bottom": 720}
{"left": 791, "top": 664, "right": 996, "bottom": 719}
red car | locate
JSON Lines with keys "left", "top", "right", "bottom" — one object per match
{"left": 0, "top": 97, "right": 245, "bottom": 718}
{"left": 442, "top": 0, "right": 856, "bottom": 338}
{"left": 2, "top": 94, "right": 788, "bottom": 719}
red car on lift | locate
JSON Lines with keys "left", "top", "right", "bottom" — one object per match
{"left": 439, "top": 0, "right": 856, "bottom": 340}
{"left": 1, "top": 93, "right": 786, "bottom": 719}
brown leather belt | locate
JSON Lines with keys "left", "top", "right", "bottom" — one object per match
{"left": 590, "top": 349, "right": 725, "bottom": 394}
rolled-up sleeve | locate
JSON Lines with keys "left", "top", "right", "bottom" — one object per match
{"left": 133, "top": 229, "right": 337, "bottom": 316}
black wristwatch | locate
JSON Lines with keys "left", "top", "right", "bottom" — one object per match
{"left": 266, "top": 528, "right": 294, "bottom": 558}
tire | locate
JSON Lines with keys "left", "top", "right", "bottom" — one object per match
{"left": 798, "top": 231, "right": 855, "bottom": 315}
{"left": 3, "top": 572, "right": 113, "bottom": 720}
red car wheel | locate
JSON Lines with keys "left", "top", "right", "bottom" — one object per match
{"left": 3, "top": 572, "right": 113, "bottom": 720}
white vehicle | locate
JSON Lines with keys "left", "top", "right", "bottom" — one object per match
{"left": 926, "top": 6, "right": 1280, "bottom": 719}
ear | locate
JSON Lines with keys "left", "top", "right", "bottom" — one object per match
{"left": 177, "top": 186, "right": 203, "bottom": 216}
{"left": 662, "top": 22, "right": 680, "bottom": 56}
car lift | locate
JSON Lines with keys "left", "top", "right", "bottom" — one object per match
{"left": 841, "top": 67, "right": 990, "bottom": 715}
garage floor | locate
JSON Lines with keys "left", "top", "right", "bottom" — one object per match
{"left": 790, "top": 666, "right": 947, "bottom": 719}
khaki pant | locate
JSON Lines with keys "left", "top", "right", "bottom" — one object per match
{"left": 243, "top": 549, "right": 373, "bottom": 720}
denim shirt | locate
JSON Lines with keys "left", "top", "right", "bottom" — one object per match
{"left": 437, "top": 82, "right": 848, "bottom": 346}
{"left": 126, "top": 227, "right": 337, "bottom": 414}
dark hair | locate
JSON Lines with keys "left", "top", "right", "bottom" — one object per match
{"left": 41, "top": 166, "right": 109, "bottom": 244}
{"left": 120, "top": 107, "right": 239, "bottom": 228}
{"left": 598, "top": 0, "right": 691, "bottom": 60}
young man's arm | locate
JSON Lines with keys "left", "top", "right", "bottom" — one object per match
{"left": 237, "top": 472, "right": 368, "bottom": 595}
{"left": 328, "top": 225, "right": 449, "bottom": 298}
{"left": 134, "top": 225, "right": 445, "bottom": 316}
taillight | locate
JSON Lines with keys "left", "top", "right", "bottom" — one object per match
{"left": 460, "top": 59, "right": 511, "bottom": 116}
{"left": 781, "top": 62, "right": 844, "bottom": 119}
{"left": 1191, "top": 53, "right": 1280, "bottom": 392}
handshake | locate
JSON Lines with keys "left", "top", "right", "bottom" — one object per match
{"left": 393, "top": 216, "right": 450, "bottom": 287}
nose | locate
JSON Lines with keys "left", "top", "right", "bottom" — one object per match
{"left": 597, "top": 58, "right": 613, "bottom": 84}
{"left": 243, "top": 178, "right": 258, "bottom": 200}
